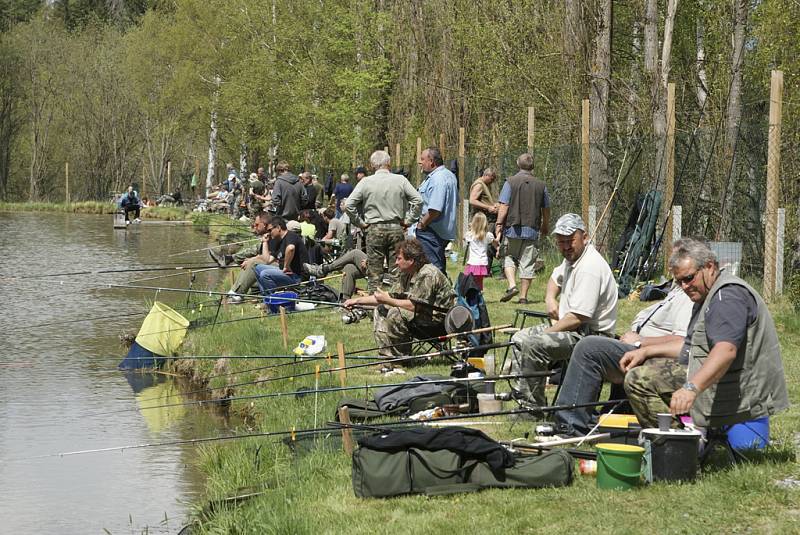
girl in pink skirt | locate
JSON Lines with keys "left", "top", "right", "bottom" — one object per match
{"left": 463, "top": 212, "right": 498, "bottom": 290}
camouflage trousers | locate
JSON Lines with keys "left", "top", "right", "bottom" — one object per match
{"left": 373, "top": 307, "right": 439, "bottom": 358}
{"left": 366, "top": 225, "right": 405, "bottom": 292}
{"left": 624, "top": 359, "right": 687, "bottom": 428}
{"left": 510, "top": 324, "right": 584, "bottom": 407}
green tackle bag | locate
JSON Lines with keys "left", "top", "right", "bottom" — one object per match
{"left": 352, "top": 435, "right": 573, "bottom": 498}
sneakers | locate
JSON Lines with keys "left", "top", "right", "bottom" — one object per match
{"left": 126, "top": 220, "right": 131, "bottom": 225}
{"left": 133, "top": 218, "right": 142, "bottom": 223}
{"left": 500, "top": 287, "right": 519, "bottom": 302}
{"left": 226, "top": 290, "right": 243, "bottom": 304}
{"left": 303, "top": 263, "right": 324, "bottom": 277}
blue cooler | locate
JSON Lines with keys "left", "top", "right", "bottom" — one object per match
{"left": 264, "top": 291, "right": 298, "bottom": 313}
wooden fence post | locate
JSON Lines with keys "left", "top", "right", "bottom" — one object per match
{"left": 764, "top": 70, "right": 783, "bottom": 301}
{"left": 581, "top": 99, "right": 590, "bottom": 225}
{"left": 458, "top": 127, "right": 466, "bottom": 243}
{"left": 527, "top": 106, "right": 535, "bottom": 156}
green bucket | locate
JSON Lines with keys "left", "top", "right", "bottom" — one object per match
{"left": 596, "top": 443, "right": 644, "bottom": 490}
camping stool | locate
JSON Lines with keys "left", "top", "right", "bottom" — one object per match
{"left": 500, "top": 309, "right": 571, "bottom": 405}
{"left": 699, "top": 428, "right": 750, "bottom": 468}
{"left": 407, "top": 322, "right": 453, "bottom": 361}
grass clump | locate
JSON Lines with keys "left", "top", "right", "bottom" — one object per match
{"left": 172, "top": 246, "right": 799, "bottom": 534}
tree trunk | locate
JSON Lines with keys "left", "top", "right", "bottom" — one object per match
{"left": 589, "top": 0, "right": 612, "bottom": 252}
{"left": 206, "top": 76, "right": 220, "bottom": 195}
{"left": 694, "top": 14, "right": 713, "bottom": 233}
{"left": 717, "top": 0, "right": 748, "bottom": 240}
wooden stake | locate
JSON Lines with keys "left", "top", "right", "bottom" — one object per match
{"left": 338, "top": 406, "right": 355, "bottom": 455}
{"left": 65, "top": 162, "right": 70, "bottom": 205}
{"left": 581, "top": 99, "right": 590, "bottom": 225}
{"left": 458, "top": 127, "right": 466, "bottom": 243}
{"left": 416, "top": 137, "right": 422, "bottom": 185}
{"left": 279, "top": 306, "right": 289, "bottom": 350}
{"left": 664, "top": 82, "right": 676, "bottom": 275}
{"left": 395, "top": 143, "right": 401, "bottom": 169}
{"left": 439, "top": 133, "right": 446, "bottom": 159}
{"left": 527, "top": 106, "right": 535, "bottom": 155}
{"left": 764, "top": 70, "right": 783, "bottom": 301}
{"left": 337, "top": 341, "right": 347, "bottom": 387}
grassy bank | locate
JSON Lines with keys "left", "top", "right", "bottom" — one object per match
{"left": 171, "top": 250, "right": 800, "bottom": 534}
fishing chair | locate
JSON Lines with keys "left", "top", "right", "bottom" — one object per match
{"left": 499, "top": 308, "right": 571, "bottom": 405}
{"left": 699, "top": 428, "right": 751, "bottom": 468}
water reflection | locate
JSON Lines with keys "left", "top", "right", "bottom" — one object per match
{"left": 0, "top": 212, "right": 235, "bottom": 534}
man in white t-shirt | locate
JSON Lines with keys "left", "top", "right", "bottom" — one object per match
{"left": 552, "top": 284, "right": 693, "bottom": 435}
{"left": 510, "top": 213, "right": 618, "bottom": 409}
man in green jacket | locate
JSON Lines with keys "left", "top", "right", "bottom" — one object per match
{"left": 621, "top": 237, "right": 789, "bottom": 429}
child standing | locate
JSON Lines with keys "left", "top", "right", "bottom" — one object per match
{"left": 463, "top": 212, "right": 498, "bottom": 290}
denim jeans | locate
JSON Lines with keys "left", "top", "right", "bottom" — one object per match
{"left": 415, "top": 226, "right": 447, "bottom": 272}
{"left": 553, "top": 336, "right": 632, "bottom": 436}
{"left": 254, "top": 264, "right": 301, "bottom": 293}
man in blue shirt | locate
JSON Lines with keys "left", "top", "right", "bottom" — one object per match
{"left": 416, "top": 147, "right": 458, "bottom": 272}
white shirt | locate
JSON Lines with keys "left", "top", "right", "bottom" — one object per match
{"left": 551, "top": 243, "right": 618, "bottom": 334}
{"left": 465, "top": 231, "right": 494, "bottom": 267}
{"left": 632, "top": 285, "right": 694, "bottom": 337}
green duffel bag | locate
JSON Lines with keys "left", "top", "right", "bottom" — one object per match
{"left": 352, "top": 447, "right": 573, "bottom": 498}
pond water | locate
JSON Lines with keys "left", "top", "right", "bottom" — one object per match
{"left": 0, "top": 212, "right": 236, "bottom": 534}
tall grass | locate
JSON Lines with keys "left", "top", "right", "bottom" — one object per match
{"left": 171, "top": 250, "right": 799, "bottom": 534}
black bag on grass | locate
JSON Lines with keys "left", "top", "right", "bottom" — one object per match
{"left": 352, "top": 427, "right": 573, "bottom": 498}
{"left": 335, "top": 375, "right": 486, "bottom": 421}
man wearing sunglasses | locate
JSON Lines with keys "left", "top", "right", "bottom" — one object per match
{"left": 621, "top": 237, "right": 788, "bottom": 429}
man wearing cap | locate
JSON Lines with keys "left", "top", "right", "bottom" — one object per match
{"left": 495, "top": 153, "right": 550, "bottom": 304}
{"left": 621, "top": 237, "right": 789, "bottom": 429}
{"left": 254, "top": 216, "right": 309, "bottom": 292}
{"left": 417, "top": 147, "right": 458, "bottom": 272}
{"left": 345, "top": 150, "right": 423, "bottom": 292}
{"left": 247, "top": 173, "right": 267, "bottom": 216}
{"left": 270, "top": 161, "right": 307, "bottom": 221}
{"left": 343, "top": 238, "right": 455, "bottom": 358}
{"left": 510, "top": 213, "right": 618, "bottom": 409}
{"left": 354, "top": 166, "right": 367, "bottom": 183}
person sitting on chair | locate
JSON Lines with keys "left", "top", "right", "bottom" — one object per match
{"left": 343, "top": 238, "right": 454, "bottom": 358}
{"left": 509, "top": 213, "right": 618, "bottom": 410}
{"left": 621, "top": 237, "right": 789, "bottom": 430}
{"left": 551, "top": 281, "right": 693, "bottom": 436}
{"left": 303, "top": 249, "right": 367, "bottom": 300}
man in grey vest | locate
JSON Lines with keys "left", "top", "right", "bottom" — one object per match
{"left": 621, "top": 237, "right": 789, "bottom": 429}
{"left": 494, "top": 153, "right": 549, "bottom": 304}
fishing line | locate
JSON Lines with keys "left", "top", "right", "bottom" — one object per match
{"left": 167, "top": 238, "right": 260, "bottom": 258}
{"left": 88, "top": 373, "right": 553, "bottom": 418}
{"left": 6, "top": 399, "right": 625, "bottom": 462}
{"left": 129, "top": 342, "right": 515, "bottom": 407}
{"left": 13, "top": 264, "right": 226, "bottom": 280}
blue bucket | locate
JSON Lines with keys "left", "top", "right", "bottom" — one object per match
{"left": 726, "top": 417, "right": 769, "bottom": 450}
{"left": 264, "top": 291, "right": 298, "bottom": 313}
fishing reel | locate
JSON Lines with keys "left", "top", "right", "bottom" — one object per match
{"left": 342, "top": 307, "right": 370, "bottom": 324}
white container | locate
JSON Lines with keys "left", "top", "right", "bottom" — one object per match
{"left": 477, "top": 393, "right": 502, "bottom": 414}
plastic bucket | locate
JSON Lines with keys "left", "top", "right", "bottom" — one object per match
{"left": 596, "top": 443, "right": 643, "bottom": 490}
{"left": 477, "top": 393, "right": 502, "bottom": 414}
{"left": 726, "top": 417, "right": 770, "bottom": 450}
{"left": 639, "top": 428, "right": 701, "bottom": 483}
{"left": 264, "top": 291, "right": 298, "bottom": 313}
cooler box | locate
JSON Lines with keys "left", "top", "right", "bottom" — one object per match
{"left": 598, "top": 414, "right": 641, "bottom": 445}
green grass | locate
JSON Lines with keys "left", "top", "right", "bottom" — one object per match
{"left": 172, "top": 249, "right": 799, "bottom": 534}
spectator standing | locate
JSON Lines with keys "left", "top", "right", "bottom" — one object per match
{"left": 345, "top": 150, "right": 423, "bottom": 291}
{"left": 333, "top": 173, "right": 354, "bottom": 218}
{"left": 416, "top": 147, "right": 458, "bottom": 272}
{"left": 463, "top": 212, "right": 498, "bottom": 291}
{"left": 495, "top": 153, "right": 550, "bottom": 304}
{"left": 270, "top": 161, "right": 307, "bottom": 221}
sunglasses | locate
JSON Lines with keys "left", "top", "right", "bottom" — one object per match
{"left": 676, "top": 269, "right": 700, "bottom": 286}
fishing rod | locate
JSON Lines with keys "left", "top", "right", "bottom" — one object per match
{"left": 13, "top": 264, "right": 227, "bottom": 279}
{"left": 129, "top": 266, "right": 222, "bottom": 284}
{"left": 11, "top": 399, "right": 625, "bottom": 462}
{"left": 132, "top": 341, "right": 515, "bottom": 407}
{"left": 167, "top": 238, "right": 259, "bottom": 258}
{"left": 90, "top": 373, "right": 553, "bottom": 418}
{"left": 197, "top": 323, "right": 512, "bottom": 382}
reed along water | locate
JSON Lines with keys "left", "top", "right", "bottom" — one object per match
{"left": 0, "top": 212, "right": 237, "bottom": 534}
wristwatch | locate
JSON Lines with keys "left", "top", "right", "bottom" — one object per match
{"left": 682, "top": 382, "right": 699, "bottom": 393}
{"left": 633, "top": 341, "right": 642, "bottom": 348}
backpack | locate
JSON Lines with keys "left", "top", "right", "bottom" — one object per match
{"left": 454, "top": 273, "right": 492, "bottom": 356}
{"left": 296, "top": 282, "right": 340, "bottom": 304}
{"left": 335, "top": 375, "right": 486, "bottom": 421}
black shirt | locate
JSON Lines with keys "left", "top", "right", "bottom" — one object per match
{"left": 269, "top": 231, "right": 308, "bottom": 275}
